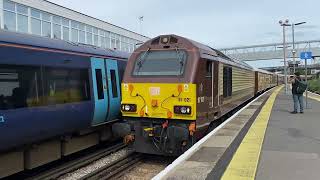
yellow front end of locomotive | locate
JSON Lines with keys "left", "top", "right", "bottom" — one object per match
{"left": 121, "top": 83, "right": 196, "bottom": 120}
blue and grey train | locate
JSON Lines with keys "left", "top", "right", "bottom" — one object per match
{"left": 0, "top": 30, "right": 128, "bottom": 177}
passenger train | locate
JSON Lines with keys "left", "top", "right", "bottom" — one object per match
{"left": 0, "top": 31, "right": 284, "bottom": 177}
{"left": 0, "top": 30, "right": 127, "bottom": 178}
{"left": 114, "top": 35, "right": 283, "bottom": 156}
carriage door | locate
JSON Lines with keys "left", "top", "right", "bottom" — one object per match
{"left": 91, "top": 57, "right": 109, "bottom": 125}
{"left": 205, "top": 61, "right": 214, "bottom": 108}
{"left": 105, "top": 59, "right": 121, "bottom": 121}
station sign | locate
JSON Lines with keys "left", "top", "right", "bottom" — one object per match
{"left": 300, "top": 51, "right": 312, "bottom": 59}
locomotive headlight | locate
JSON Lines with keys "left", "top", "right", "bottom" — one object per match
{"left": 124, "top": 105, "right": 131, "bottom": 111}
{"left": 174, "top": 106, "right": 192, "bottom": 115}
{"left": 121, "top": 104, "right": 137, "bottom": 112}
{"left": 180, "top": 107, "right": 187, "bottom": 114}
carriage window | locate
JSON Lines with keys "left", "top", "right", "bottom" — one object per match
{"left": 0, "top": 65, "right": 41, "bottom": 110}
{"left": 44, "top": 68, "right": 91, "bottom": 104}
{"left": 110, "top": 70, "right": 118, "bottom": 98}
{"left": 133, "top": 50, "right": 187, "bottom": 76}
{"left": 223, "top": 66, "right": 232, "bottom": 97}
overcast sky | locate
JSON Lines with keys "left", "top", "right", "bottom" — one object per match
{"left": 50, "top": 0, "right": 319, "bottom": 67}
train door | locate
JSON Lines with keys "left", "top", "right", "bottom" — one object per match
{"left": 105, "top": 59, "right": 121, "bottom": 121}
{"left": 205, "top": 61, "right": 214, "bottom": 108}
{"left": 91, "top": 57, "right": 109, "bottom": 125}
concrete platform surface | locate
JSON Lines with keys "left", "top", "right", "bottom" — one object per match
{"left": 256, "top": 90, "right": 320, "bottom": 180}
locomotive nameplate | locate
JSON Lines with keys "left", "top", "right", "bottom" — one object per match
{"left": 149, "top": 87, "right": 160, "bottom": 96}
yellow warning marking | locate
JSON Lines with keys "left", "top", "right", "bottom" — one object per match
{"left": 222, "top": 86, "right": 283, "bottom": 180}
{"left": 305, "top": 92, "right": 320, "bottom": 102}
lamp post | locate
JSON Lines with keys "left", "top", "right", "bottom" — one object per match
{"left": 138, "top": 16, "right": 144, "bottom": 34}
{"left": 279, "top": 19, "right": 290, "bottom": 94}
{"left": 291, "top": 22, "right": 306, "bottom": 73}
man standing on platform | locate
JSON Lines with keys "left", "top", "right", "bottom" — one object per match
{"left": 291, "top": 72, "right": 305, "bottom": 114}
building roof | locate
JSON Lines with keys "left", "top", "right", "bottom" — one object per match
{"left": 43, "top": 0, "right": 149, "bottom": 40}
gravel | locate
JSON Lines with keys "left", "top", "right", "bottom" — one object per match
{"left": 59, "top": 148, "right": 131, "bottom": 180}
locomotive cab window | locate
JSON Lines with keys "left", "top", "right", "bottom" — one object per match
{"left": 132, "top": 50, "right": 187, "bottom": 76}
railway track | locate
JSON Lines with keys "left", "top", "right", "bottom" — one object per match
{"left": 79, "top": 153, "right": 143, "bottom": 180}
{"left": 26, "top": 143, "right": 127, "bottom": 180}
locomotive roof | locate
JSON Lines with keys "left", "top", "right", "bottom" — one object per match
{"left": 186, "top": 37, "right": 253, "bottom": 70}
{"left": 147, "top": 34, "right": 253, "bottom": 70}
{"left": 0, "top": 30, "right": 129, "bottom": 59}
{"left": 253, "top": 67, "right": 274, "bottom": 74}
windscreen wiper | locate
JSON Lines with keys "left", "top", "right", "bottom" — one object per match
{"left": 136, "top": 48, "right": 151, "bottom": 73}
{"left": 175, "top": 47, "right": 184, "bottom": 75}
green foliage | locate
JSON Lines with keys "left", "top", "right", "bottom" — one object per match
{"left": 308, "top": 78, "right": 320, "bottom": 94}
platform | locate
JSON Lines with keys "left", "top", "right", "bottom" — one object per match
{"left": 153, "top": 86, "right": 320, "bottom": 180}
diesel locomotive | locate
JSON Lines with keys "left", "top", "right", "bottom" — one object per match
{"left": 114, "top": 34, "right": 280, "bottom": 156}
{"left": 0, "top": 30, "right": 127, "bottom": 178}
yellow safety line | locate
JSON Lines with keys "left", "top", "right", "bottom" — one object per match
{"left": 305, "top": 92, "right": 320, "bottom": 102}
{"left": 222, "top": 86, "right": 283, "bottom": 180}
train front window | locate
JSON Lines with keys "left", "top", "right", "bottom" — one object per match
{"left": 133, "top": 50, "right": 187, "bottom": 76}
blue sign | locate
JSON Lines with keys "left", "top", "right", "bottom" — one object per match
{"left": 300, "top": 51, "right": 312, "bottom": 59}
{"left": 0, "top": 116, "right": 4, "bottom": 123}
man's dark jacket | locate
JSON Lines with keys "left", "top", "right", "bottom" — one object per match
{"left": 292, "top": 77, "right": 303, "bottom": 95}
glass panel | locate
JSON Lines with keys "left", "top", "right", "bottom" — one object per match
{"left": 71, "top": 21, "right": 79, "bottom": 29}
{"left": 3, "top": 11, "right": 16, "bottom": 31}
{"left": 53, "top": 16, "right": 61, "bottom": 24}
{"left": 79, "top": 31, "right": 85, "bottom": 43}
{"left": 100, "top": 36, "right": 106, "bottom": 48}
{"left": 0, "top": 65, "right": 42, "bottom": 110}
{"left": 17, "top": 4, "right": 28, "bottom": 15}
{"left": 111, "top": 39, "right": 116, "bottom": 49}
{"left": 63, "top": 27, "right": 69, "bottom": 40}
{"left": 99, "top": 30, "right": 104, "bottom": 36}
{"left": 79, "top": 23, "right": 85, "bottom": 31}
{"left": 42, "top": 21, "right": 51, "bottom": 37}
{"left": 105, "top": 37, "right": 111, "bottom": 48}
{"left": 44, "top": 68, "right": 90, "bottom": 104}
{"left": 133, "top": 50, "right": 187, "bottom": 76}
{"left": 86, "top": 25, "right": 92, "bottom": 33}
{"left": 62, "top": 18, "right": 69, "bottom": 26}
{"left": 110, "top": 70, "right": 118, "bottom": 98}
{"left": 53, "top": 24, "right": 61, "bottom": 39}
{"left": 93, "top": 27, "right": 98, "bottom": 34}
{"left": 31, "top": 9, "right": 41, "bottom": 18}
{"left": 116, "top": 39, "right": 120, "bottom": 50}
{"left": 94, "top": 35, "right": 98, "bottom": 46}
{"left": 31, "top": 18, "right": 41, "bottom": 35}
{"left": 3, "top": 0, "right": 15, "bottom": 11}
{"left": 42, "top": 12, "right": 51, "bottom": 21}
{"left": 71, "top": 29, "right": 78, "bottom": 42}
{"left": 95, "top": 69, "right": 104, "bottom": 99}
{"left": 86, "top": 32, "right": 92, "bottom": 45}
{"left": 17, "top": 14, "right": 28, "bottom": 33}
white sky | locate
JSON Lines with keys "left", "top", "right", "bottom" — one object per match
{"left": 50, "top": 0, "right": 319, "bottom": 67}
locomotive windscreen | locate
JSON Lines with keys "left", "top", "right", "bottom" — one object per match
{"left": 132, "top": 50, "right": 187, "bottom": 76}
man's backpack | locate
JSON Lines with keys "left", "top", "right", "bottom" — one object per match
{"left": 296, "top": 80, "right": 307, "bottom": 94}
